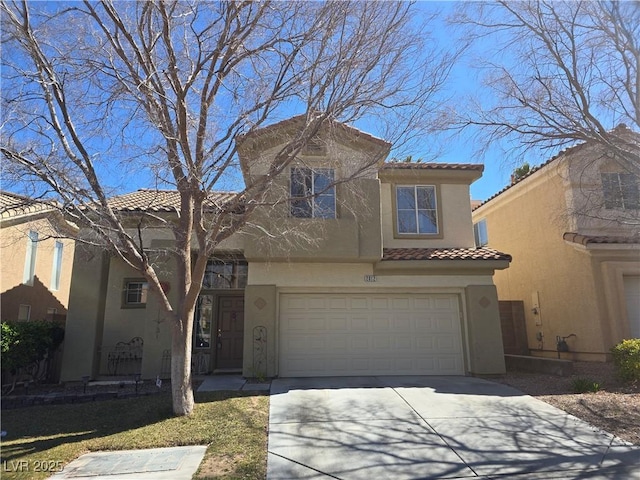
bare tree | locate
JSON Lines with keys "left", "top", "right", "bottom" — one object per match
{"left": 1, "top": 0, "right": 454, "bottom": 415}
{"left": 452, "top": 0, "right": 639, "bottom": 174}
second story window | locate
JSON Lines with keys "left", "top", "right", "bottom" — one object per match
{"left": 23, "top": 230, "right": 38, "bottom": 285}
{"left": 601, "top": 172, "right": 639, "bottom": 210}
{"left": 291, "top": 167, "right": 336, "bottom": 219}
{"left": 396, "top": 185, "right": 438, "bottom": 235}
{"left": 474, "top": 219, "right": 488, "bottom": 247}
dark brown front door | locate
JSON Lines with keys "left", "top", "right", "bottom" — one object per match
{"left": 215, "top": 296, "right": 244, "bottom": 370}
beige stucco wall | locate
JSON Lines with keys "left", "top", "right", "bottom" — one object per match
{"left": 465, "top": 284, "right": 506, "bottom": 374}
{"left": 473, "top": 158, "right": 639, "bottom": 361}
{"left": 1, "top": 217, "right": 75, "bottom": 321}
{"left": 60, "top": 245, "right": 109, "bottom": 381}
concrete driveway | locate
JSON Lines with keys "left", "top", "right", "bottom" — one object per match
{"left": 267, "top": 376, "right": 640, "bottom": 479}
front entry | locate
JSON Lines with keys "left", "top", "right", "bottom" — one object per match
{"left": 215, "top": 296, "right": 244, "bottom": 370}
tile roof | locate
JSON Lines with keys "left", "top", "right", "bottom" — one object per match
{"left": 0, "top": 190, "right": 57, "bottom": 220}
{"left": 382, "top": 247, "right": 512, "bottom": 262}
{"left": 382, "top": 162, "right": 484, "bottom": 172}
{"left": 563, "top": 232, "right": 640, "bottom": 246}
{"left": 106, "top": 189, "right": 240, "bottom": 212}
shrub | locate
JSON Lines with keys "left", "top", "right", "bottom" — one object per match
{"left": 0, "top": 320, "right": 65, "bottom": 375}
{"left": 571, "top": 377, "right": 600, "bottom": 393}
{"left": 610, "top": 339, "right": 640, "bottom": 383}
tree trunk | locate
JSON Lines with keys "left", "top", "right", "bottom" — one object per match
{"left": 171, "top": 309, "right": 195, "bottom": 416}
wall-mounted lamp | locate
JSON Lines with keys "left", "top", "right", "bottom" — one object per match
{"left": 532, "top": 307, "right": 539, "bottom": 315}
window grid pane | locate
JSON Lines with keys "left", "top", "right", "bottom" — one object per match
{"left": 125, "top": 281, "right": 148, "bottom": 305}
{"left": 291, "top": 167, "right": 336, "bottom": 219}
{"left": 396, "top": 186, "right": 438, "bottom": 234}
{"left": 602, "top": 172, "right": 640, "bottom": 210}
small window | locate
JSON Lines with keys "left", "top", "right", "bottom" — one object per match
{"left": 601, "top": 172, "right": 639, "bottom": 210}
{"left": 51, "top": 241, "right": 64, "bottom": 290}
{"left": 122, "top": 279, "right": 148, "bottom": 308}
{"left": 396, "top": 185, "right": 438, "bottom": 234}
{"left": 474, "top": 219, "right": 488, "bottom": 247}
{"left": 18, "top": 304, "right": 31, "bottom": 321}
{"left": 23, "top": 230, "right": 38, "bottom": 285}
{"left": 290, "top": 167, "right": 336, "bottom": 219}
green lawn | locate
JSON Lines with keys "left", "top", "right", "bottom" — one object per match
{"left": 0, "top": 391, "right": 269, "bottom": 480}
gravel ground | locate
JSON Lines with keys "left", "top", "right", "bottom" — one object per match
{"left": 487, "top": 362, "right": 640, "bottom": 445}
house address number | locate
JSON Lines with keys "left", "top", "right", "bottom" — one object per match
{"left": 364, "top": 275, "right": 377, "bottom": 282}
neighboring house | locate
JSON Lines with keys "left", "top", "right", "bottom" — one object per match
{"left": 0, "top": 191, "right": 77, "bottom": 323}
{"left": 61, "top": 117, "right": 511, "bottom": 381}
{"left": 472, "top": 126, "right": 640, "bottom": 362}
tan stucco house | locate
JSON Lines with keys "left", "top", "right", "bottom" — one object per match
{"left": 0, "top": 191, "right": 77, "bottom": 322}
{"left": 472, "top": 127, "right": 640, "bottom": 362}
{"left": 61, "top": 117, "right": 511, "bottom": 381}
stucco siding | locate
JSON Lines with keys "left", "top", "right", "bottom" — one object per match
{"left": 381, "top": 182, "right": 476, "bottom": 249}
{"left": 1, "top": 217, "right": 75, "bottom": 321}
{"left": 473, "top": 156, "right": 638, "bottom": 361}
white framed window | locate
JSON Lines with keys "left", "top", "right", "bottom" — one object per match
{"left": 51, "top": 241, "right": 64, "bottom": 290}
{"left": 290, "top": 167, "right": 336, "bottom": 219}
{"left": 396, "top": 185, "right": 438, "bottom": 234}
{"left": 601, "top": 172, "right": 639, "bottom": 210}
{"left": 23, "top": 230, "right": 38, "bottom": 285}
{"left": 18, "top": 304, "right": 31, "bottom": 321}
{"left": 474, "top": 219, "right": 488, "bottom": 247}
{"left": 122, "top": 279, "right": 148, "bottom": 308}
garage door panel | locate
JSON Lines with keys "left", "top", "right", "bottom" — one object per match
{"left": 279, "top": 293, "right": 465, "bottom": 377}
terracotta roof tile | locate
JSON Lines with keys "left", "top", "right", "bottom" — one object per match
{"left": 0, "top": 191, "right": 57, "bottom": 220}
{"left": 382, "top": 247, "right": 512, "bottom": 262}
{"left": 382, "top": 162, "right": 484, "bottom": 172}
{"left": 563, "top": 232, "right": 640, "bottom": 246}
{"left": 107, "top": 189, "right": 239, "bottom": 212}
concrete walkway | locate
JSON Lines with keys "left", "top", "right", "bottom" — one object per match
{"left": 48, "top": 446, "right": 207, "bottom": 480}
{"left": 268, "top": 376, "right": 640, "bottom": 479}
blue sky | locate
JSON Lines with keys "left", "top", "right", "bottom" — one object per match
{"left": 2, "top": 1, "right": 564, "bottom": 203}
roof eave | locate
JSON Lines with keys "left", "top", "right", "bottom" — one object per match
{"left": 374, "top": 258, "right": 511, "bottom": 274}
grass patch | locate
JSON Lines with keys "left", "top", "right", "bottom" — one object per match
{"left": 0, "top": 391, "right": 268, "bottom": 480}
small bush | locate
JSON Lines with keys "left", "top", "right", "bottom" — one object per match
{"left": 610, "top": 339, "right": 640, "bottom": 383}
{"left": 571, "top": 377, "right": 600, "bottom": 393}
{"left": 1, "top": 320, "right": 65, "bottom": 374}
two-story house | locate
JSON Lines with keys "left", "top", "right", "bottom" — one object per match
{"left": 472, "top": 126, "right": 640, "bottom": 362}
{"left": 61, "top": 117, "right": 511, "bottom": 381}
{"left": 0, "top": 191, "right": 77, "bottom": 323}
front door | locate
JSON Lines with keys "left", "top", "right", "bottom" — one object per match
{"left": 215, "top": 296, "right": 244, "bottom": 370}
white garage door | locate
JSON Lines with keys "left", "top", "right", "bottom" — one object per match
{"left": 279, "top": 293, "right": 465, "bottom": 377}
{"left": 624, "top": 276, "right": 640, "bottom": 338}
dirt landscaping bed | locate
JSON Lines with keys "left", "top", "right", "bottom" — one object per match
{"left": 488, "top": 361, "right": 640, "bottom": 445}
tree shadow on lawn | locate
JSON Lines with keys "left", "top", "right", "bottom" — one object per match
{"left": 0, "top": 390, "right": 265, "bottom": 466}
